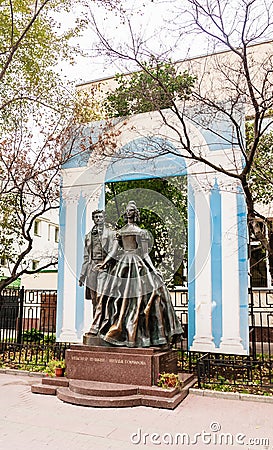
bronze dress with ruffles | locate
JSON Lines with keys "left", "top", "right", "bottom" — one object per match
{"left": 90, "top": 223, "right": 183, "bottom": 347}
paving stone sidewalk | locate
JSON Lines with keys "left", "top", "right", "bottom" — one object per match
{"left": 0, "top": 372, "right": 273, "bottom": 450}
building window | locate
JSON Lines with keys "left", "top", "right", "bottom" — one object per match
{"left": 250, "top": 244, "right": 267, "bottom": 287}
{"left": 250, "top": 219, "right": 273, "bottom": 288}
{"left": 55, "top": 226, "right": 59, "bottom": 243}
{"left": 32, "top": 260, "right": 39, "bottom": 271}
{"left": 34, "top": 220, "right": 41, "bottom": 236}
{"left": 0, "top": 257, "right": 7, "bottom": 267}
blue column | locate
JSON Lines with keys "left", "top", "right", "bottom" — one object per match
{"left": 75, "top": 192, "right": 86, "bottom": 339}
{"left": 56, "top": 183, "right": 66, "bottom": 340}
{"left": 210, "top": 179, "right": 222, "bottom": 347}
{"left": 188, "top": 178, "right": 196, "bottom": 348}
{"left": 237, "top": 186, "right": 249, "bottom": 352}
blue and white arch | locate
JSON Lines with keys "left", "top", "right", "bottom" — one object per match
{"left": 57, "top": 109, "right": 249, "bottom": 355}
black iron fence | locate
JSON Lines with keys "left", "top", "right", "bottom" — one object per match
{"left": 0, "top": 287, "right": 68, "bottom": 368}
{"left": 171, "top": 287, "right": 273, "bottom": 351}
{"left": 196, "top": 353, "right": 273, "bottom": 392}
{"left": 170, "top": 287, "right": 273, "bottom": 390}
{"left": 0, "top": 287, "right": 57, "bottom": 344}
{"left": 1, "top": 286, "right": 273, "bottom": 389}
{"left": 249, "top": 287, "right": 273, "bottom": 359}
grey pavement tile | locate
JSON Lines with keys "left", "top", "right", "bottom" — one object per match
{"left": 0, "top": 374, "right": 273, "bottom": 450}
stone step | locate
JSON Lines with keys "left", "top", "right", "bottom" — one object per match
{"left": 141, "top": 391, "right": 188, "bottom": 409}
{"left": 68, "top": 379, "right": 186, "bottom": 398}
{"left": 55, "top": 376, "right": 197, "bottom": 409}
{"left": 179, "top": 373, "right": 195, "bottom": 387}
{"left": 38, "top": 374, "right": 194, "bottom": 392}
{"left": 51, "top": 375, "right": 195, "bottom": 398}
{"left": 141, "top": 379, "right": 197, "bottom": 409}
{"left": 138, "top": 385, "right": 180, "bottom": 398}
{"left": 31, "top": 384, "right": 57, "bottom": 396}
{"left": 57, "top": 387, "right": 142, "bottom": 408}
{"left": 42, "top": 377, "right": 69, "bottom": 387}
{"left": 31, "top": 373, "right": 197, "bottom": 409}
{"left": 69, "top": 379, "right": 138, "bottom": 397}
{"left": 32, "top": 377, "right": 69, "bottom": 395}
{"left": 56, "top": 385, "right": 192, "bottom": 409}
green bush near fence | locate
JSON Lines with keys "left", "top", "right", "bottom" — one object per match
{"left": 21, "top": 328, "right": 56, "bottom": 344}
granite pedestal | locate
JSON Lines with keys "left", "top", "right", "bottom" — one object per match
{"left": 65, "top": 344, "right": 178, "bottom": 386}
{"left": 32, "top": 344, "right": 196, "bottom": 409}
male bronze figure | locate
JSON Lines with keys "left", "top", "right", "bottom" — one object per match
{"left": 79, "top": 210, "right": 113, "bottom": 312}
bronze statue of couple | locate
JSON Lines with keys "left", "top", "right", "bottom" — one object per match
{"left": 79, "top": 201, "right": 183, "bottom": 348}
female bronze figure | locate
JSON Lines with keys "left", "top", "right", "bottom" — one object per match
{"left": 90, "top": 200, "right": 183, "bottom": 348}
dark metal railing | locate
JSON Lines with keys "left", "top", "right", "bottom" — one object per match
{"left": 196, "top": 353, "right": 273, "bottom": 391}
{"left": 1, "top": 285, "right": 273, "bottom": 385}
{"left": 0, "top": 287, "right": 57, "bottom": 344}
{"left": 194, "top": 287, "right": 273, "bottom": 389}
{"left": 0, "top": 287, "right": 68, "bottom": 368}
{"left": 170, "top": 286, "right": 273, "bottom": 390}
{"left": 171, "top": 286, "right": 273, "bottom": 353}
{"left": 0, "top": 341, "right": 70, "bottom": 368}
{"left": 248, "top": 287, "right": 273, "bottom": 360}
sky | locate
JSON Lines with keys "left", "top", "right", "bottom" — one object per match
{"left": 64, "top": 0, "right": 273, "bottom": 87}
{"left": 62, "top": 0, "right": 211, "bottom": 86}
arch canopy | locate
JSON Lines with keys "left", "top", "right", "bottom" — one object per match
{"left": 105, "top": 137, "right": 187, "bottom": 183}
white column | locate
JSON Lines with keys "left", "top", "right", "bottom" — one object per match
{"left": 190, "top": 186, "right": 216, "bottom": 352}
{"left": 84, "top": 301, "right": 93, "bottom": 333}
{"left": 59, "top": 193, "right": 79, "bottom": 342}
{"left": 220, "top": 189, "right": 246, "bottom": 354}
{"left": 82, "top": 184, "right": 105, "bottom": 333}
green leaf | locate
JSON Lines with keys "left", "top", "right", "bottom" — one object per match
{"left": 103, "top": 59, "right": 196, "bottom": 118}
